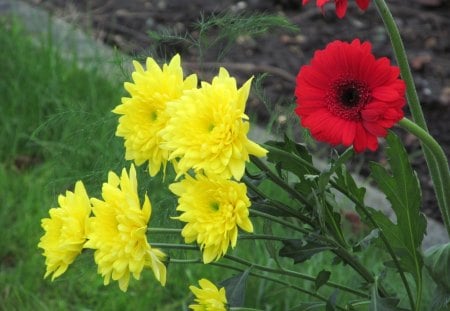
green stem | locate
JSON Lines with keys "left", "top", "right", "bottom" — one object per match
{"left": 148, "top": 228, "right": 182, "bottom": 234}
{"left": 374, "top": 0, "right": 425, "bottom": 128}
{"left": 250, "top": 155, "right": 313, "bottom": 211}
{"left": 224, "top": 254, "right": 369, "bottom": 299}
{"left": 152, "top": 242, "right": 198, "bottom": 251}
{"left": 262, "top": 144, "right": 407, "bottom": 300}
{"left": 250, "top": 209, "right": 381, "bottom": 295}
{"left": 398, "top": 118, "right": 450, "bottom": 236}
{"left": 249, "top": 209, "right": 313, "bottom": 236}
{"left": 157, "top": 243, "right": 368, "bottom": 299}
{"left": 238, "top": 233, "right": 296, "bottom": 242}
{"left": 243, "top": 176, "right": 315, "bottom": 226}
{"left": 375, "top": 1, "right": 448, "bottom": 275}
{"left": 173, "top": 259, "right": 342, "bottom": 310}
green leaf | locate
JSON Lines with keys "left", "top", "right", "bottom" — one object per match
{"left": 318, "top": 148, "right": 354, "bottom": 193}
{"left": 353, "top": 229, "right": 380, "bottom": 252}
{"left": 315, "top": 270, "right": 331, "bottom": 291}
{"left": 424, "top": 243, "right": 450, "bottom": 293}
{"left": 369, "top": 278, "right": 401, "bottom": 311}
{"left": 263, "top": 220, "right": 284, "bottom": 269}
{"left": 265, "top": 136, "right": 315, "bottom": 182}
{"left": 326, "top": 290, "right": 338, "bottom": 311}
{"left": 220, "top": 268, "right": 251, "bottom": 308}
{"left": 333, "top": 164, "right": 366, "bottom": 205}
{"left": 369, "top": 132, "right": 426, "bottom": 288}
{"left": 279, "top": 239, "right": 332, "bottom": 264}
{"left": 430, "top": 286, "right": 450, "bottom": 311}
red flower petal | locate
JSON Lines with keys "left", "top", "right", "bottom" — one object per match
{"left": 366, "top": 134, "right": 379, "bottom": 151}
{"left": 353, "top": 123, "right": 368, "bottom": 152}
{"left": 294, "top": 39, "right": 405, "bottom": 152}
{"left": 342, "top": 121, "right": 357, "bottom": 146}
{"left": 335, "top": 0, "right": 348, "bottom": 19}
{"left": 363, "top": 120, "right": 388, "bottom": 137}
{"left": 356, "top": 0, "right": 370, "bottom": 10}
{"left": 372, "top": 86, "right": 401, "bottom": 101}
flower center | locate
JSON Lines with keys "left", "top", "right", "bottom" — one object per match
{"left": 150, "top": 111, "right": 158, "bottom": 121}
{"left": 326, "top": 78, "right": 371, "bottom": 120}
{"left": 340, "top": 87, "right": 360, "bottom": 107}
{"left": 210, "top": 202, "right": 220, "bottom": 211}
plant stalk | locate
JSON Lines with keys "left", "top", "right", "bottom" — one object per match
{"left": 262, "top": 144, "right": 410, "bottom": 302}
{"left": 398, "top": 118, "right": 450, "bottom": 236}
{"left": 250, "top": 155, "right": 313, "bottom": 211}
{"left": 374, "top": 0, "right": 448, "bottom": 249}
{"left": 250, "top": 209, "right": 384, "bottom": 296}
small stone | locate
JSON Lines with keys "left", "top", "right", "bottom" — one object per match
{"left": 439, "top": 87, "right": 450, "bottom": 106}
{"left": 425, "top": 37, "right": 438, "bottom": 49}
{"left": 411, "top": 53, "right": 432, "bottom": 71}
{"left": 278, "top": 115, "right": 287, "bottom": 124}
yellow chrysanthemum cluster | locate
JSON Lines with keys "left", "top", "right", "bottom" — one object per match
{"left": 170, "top": 175, "right": 253, "bottom": 263}
{"left": 112, "top": 55, "right": 267, "bottom": 263}
{"left": 38, "top": 181, "right": 91, "bottom": 280}
{"left": 161, "top": 67, "right": 267, "bottom": 180}
{"left": 38, "top": 165, "right": 166, "bottom": 292}
{"left": 113, "top": 55, "right": 197, "bottom": 177}
{"left": 189, "top": 278, "right": 228, "bottom": 311}
{"left": 40, "top": 54, "right": 268, "bottom": 295}
{"left": 84, "top": 165, "right": 166, "bottom": 291}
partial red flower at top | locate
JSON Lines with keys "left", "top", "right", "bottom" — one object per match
{"left": 302, "top": 0, "right": 370, "bottom": 18}
{"left": 294, "top": 39, "right": 406, "bottom": 152}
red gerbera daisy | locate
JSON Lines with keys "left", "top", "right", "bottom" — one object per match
{"left": 294, "top": 39, "right": 406, "bottom": 152}
{"left": 302, "top": 0, "right": 370, "bottom": 18}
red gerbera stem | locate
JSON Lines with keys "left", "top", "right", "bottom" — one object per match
{"left": 374, "top": 0, "right": 450, "bottom": 239}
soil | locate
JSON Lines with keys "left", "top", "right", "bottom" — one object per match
{"left": 24, "top": 0, "right": 450, "bottom": 221}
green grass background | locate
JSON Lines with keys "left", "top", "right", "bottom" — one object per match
{"left": 0, "top": 18, "right": 436, "bottom": 311}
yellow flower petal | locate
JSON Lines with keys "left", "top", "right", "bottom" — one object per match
{"left": 113, "top": 54, "right": 198, "bottom": 176}
{"left": 84, "top": 164, "right": 167, "bottom": 291}
{"left": 189, "top": 279, "right": 227, "bottom": 311}
{"left": 38, "top": 181, "right": 91, "bottom": 280}
{"left": 170, "top": 175, "right": 253, "bottom": 263}
{"left": 161, "top": 68, "right": 267, "bottom": 180}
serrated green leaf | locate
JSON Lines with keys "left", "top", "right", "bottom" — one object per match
{"left": 315, "top": 270, "right": 331, "bottom": 291}
{"left": 220, "top": 268, "right": 251, "bottom": 307}
{"left": 279, "top": 239, "right": 332, "bottom": 264}
{"left": 369, "top": 132, "right": 426, "bottom": 289}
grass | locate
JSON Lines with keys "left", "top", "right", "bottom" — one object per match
{"left": 0, "top": 17, "right": 436, "bottom": 311}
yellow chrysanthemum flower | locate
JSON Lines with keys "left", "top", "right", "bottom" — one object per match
{"left": 161, "top": 67, "right": 267, "bottom": 180}
{"left": 169, "top": 175, "right": 253, "bottom": 263}
{"left": 113, "top": 54, "right": 197, "bottom": 176}
{"left": 189, "top": 278, "right": 228, "bottom": 311}
{"left": 38, "top": 181, "right": 91, "bottom": 280}
{"left": 84, "top": 165, "right": 167, "bottom": 292}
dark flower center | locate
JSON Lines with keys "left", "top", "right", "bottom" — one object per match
{"left": 340, "top": 87, "right": 360, "bottom": 107}
{"left": 326, "top": 78, "right": 371, "bottom": 120}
